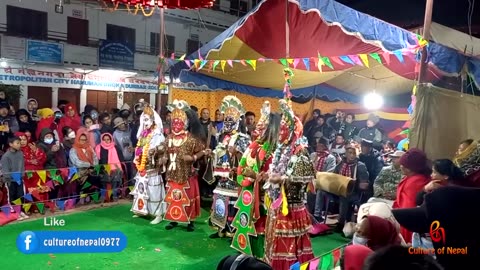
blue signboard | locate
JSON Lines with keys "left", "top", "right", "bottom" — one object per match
{"left": 98, "top": 40, "right": 135, "bottom": 70}
{"left": 26, "top": 40, "right": 64, "bottom": 64}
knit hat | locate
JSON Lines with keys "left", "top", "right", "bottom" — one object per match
{"left": 367, "top": 113, "right": 380, "bottom": 125}
{"left": 113, "top": 116, "right": 126, "bottom": 128}
{"left": 216, "top": 254, "right": 272, "bottom": 270}
{"left": 37, "top": 108, "right": 54, "bottom": 118}
{"left": 399, "top": 148, "right": 429, "bottom": 174}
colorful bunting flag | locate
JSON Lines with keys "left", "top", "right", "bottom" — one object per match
{"left": 321, "top": 57, "right": 333, "bottom": 69}
{"left": 370, "top": 53, "right": 382, "bottom": 64}
{"left": 36, "top": 202, "right": 45, "bottom": 214}
{"left": 24, "top": 193, "right": 33, "bottom": 202}
{"left": 393, "top": 50, "right": 404, "bottom": 63}
{"left": 279, "top": 58, "right": 288, "bottom": 67}
{"left": 91, "top": 192, "right": 100, "bottom": 203}
{"left": 300, "top": 263, "right": 309, "bottom": 270}
{"left": 82, "top": 182, "right": 92, "bottom": 190}
{"left": 1, "top": 205, "right": 11, "bottom": 216}
{"left": 11, "top": 172, "right": 22, "bottom": 185}
{"left": 320, "top": 252, "right": 333, "bottom": 270}
{"left": 290, "top": 262, "right": 300, "bottom": 270}
{"left": 339, "top": 55, "right": 354, "bottom": 65}
{"left": 309, "top": 258, "right": 320, "bottom": 270}
{"left": 26, "top": 171, "right": 33, "bottom": 179}
{"left": 68, "top": 167, "right": 77, "bottom": 179}
{"left": 246, "top": 60, "right": 257, "bottom": 71}
{"left": 56, "top": 200, "right": 65, "bottom": 211}
{"left": 12, "top": 198, "right": 22, "bottom": 205}
{"left": 349, "top": 55, "right": 363, "bottom": 66}
{"left": 302, "top": 58, "right": 310, "bottom": 70}
{"left": 38, "top": 170, "right": 47, "bottom": 182}
{"left": 359, "top": 54, "right": 369, "bottom": 67}
{"left": 23, "top": 203, "right": 32, "bottom": 212}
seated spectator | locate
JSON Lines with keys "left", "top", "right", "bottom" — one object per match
{"left": 353, "top": 215, "right": 403, "bottom": 250}
{"left": 363, "top": 246, "right": 443, "bottom": 270}
{"left": 372, "top": 151, "right": 404, "bottom": 202}
{"left": 335, "top": 245, "right": 373, "bottom": 270}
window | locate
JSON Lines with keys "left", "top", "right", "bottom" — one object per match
{"left": 67, "top": 17, "right": 89, "bottom": 46}
{"left": 106, "top": 24, "right": 136, "bottom": 48}
{"left": 150, "top": 33, "right": 175, "bottom": 56}
{"left": 186, "top": 39, "right": 201, "bottom": 55}
{"left": 7, "top": 5, "right": 47, "bottom": 39}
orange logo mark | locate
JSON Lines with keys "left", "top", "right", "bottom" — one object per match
{"left": 429, "top": 221, "right": 446, "bottom": 245}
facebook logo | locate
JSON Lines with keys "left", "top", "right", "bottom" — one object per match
{"left": 17, "top": 231, "right": 39, "bottom": 254}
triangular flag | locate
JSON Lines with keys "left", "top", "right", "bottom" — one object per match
{"left": 300, "top": 262, "right": 309, "bottom": 270}
{"left": 359, "top": 54, "right": 370, "bottom": 67}
{"left": 23, "top": 203, "right": 32, "bottom": 212}
{"left": 290, "top": 262, "right": 300, "bottom": 270}
{"left": 292, "top": 58, "right": 300, "bottom": 69}
{"left": 330, "top": 56, "right": 344, "bottom": 66}
{"left": 107, "top": 189, "right": 113, "bottom": 198}
{"left": 26, "top": 171, "right": 33, "bottom": 179}
{"left": 1, "top": 205, "right": 11, "bottom": 216}
{"left": 227, "top": 60, "right": 233, "bottom": 68}
{"left": 239, "top": 59, "right": 246, "bottom": 66}
{"left": 369, "top": 52, "right": 382, "bottom": 64}
{"left": 68, "top": 167, "right": 77, "bottom": 179}
{"left": 82, "top": 182, "right": 92, "bottom": 190}
{"left": 193, "top": 59, "right": 201, "bottom": 69}
{"left": 94, "top": 165, "right": 101, "bottom": 175}
{"left": 179, "top": 54, "right": 186, "bottom": 60}
{"left": 339, "top": 55, "right": 354, "bottom": 65}
{"left": 220, "top": 60, "right": 226, "bottom": 73}
{"left": 286, "top": 58, "right": 294, "bottom": 64}
{"left": 383, "top": 52, "right": 391, "bottom": 65}
{"left": 12, "top": 198, "right": 22, "bottom": 205}
{"left": 91, "top": 192, "right": 100, "bottom": 203}
{"left": 349, "top": 55, "right": 363, "bottom": 66}
{"left": 246, "top": 60, "right": 257, "bottom": 71}
{"left": 212, "top": 60, "right": 220, "bottom": 71}
{"left": 104, "top": 164, "right": 111, "bottom": 175}
{"left": 279, "top": 58, "right": 288, "bottom": 67}
{"left": 53, "top": 175, "right": 64, "bottom": 185}
{"left": 309, "top": 258, "right": 320, "bottom": 270}
{"left": 393, "top": 50, "right": 404, "bottom": 63}
{"left": 320, "top": 253, "right": 334, "bottom": 270}
{"left": 71, "top": 173, "right": 79, "bottom": 181}
{"left": 13, "top": 205, "right": 21, "bottom": 213}
{"left": 197, "top": 50, "right": 203, "bottom": 60}
{"left": 60, "top": 168, "right": 69, "bottom": 180}
{"left": 80, "top": 193, "right": 88, "bottom": 198}
{"left": 37, "top": 170, "right": 47, "bottom": 182}
{"left": 48, "top": 169, "right": 58, "bottom": 177}
{"left": 302, "top": 58, "right": 310, "bottom": 70}
{"left": 36, "top": 202, "right": 45, "bottom": 214}
{"left": 322, "top": 57, "right": 334, "bottom": 69}
{"left": 65, "top": 199, "right": 75, "bottom": 210}
{"left": 333, "top": 248, "right": 342, "bottom": 266}
{"left": 56, "top": 200, "right": 65, "bottom": 210}
{"left": 184, "top": 60, "right": 191, "bottom": 68}
{"left": 198, "top": 60, "right": 208, "bottom": 70}
{"left": 129, "top": 186, "right": 134, "bottom": 192}
{"left": 45, "top": 180, "right": 54, "bottom": 189}
{"left": 11, "top": 172, "right": 22, "bottom": 185}
{"left": 24, "top": 193, "right": 33, "bottom": 202}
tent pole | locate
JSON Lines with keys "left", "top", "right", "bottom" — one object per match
{"left": 157, "top": 7, "right": 165, "bottom": 112}
{"left": 418, "top": 0, "right": 434, "bottom": 84}
{"left": 285, "top": 0, "right": 289, "bottom": 58}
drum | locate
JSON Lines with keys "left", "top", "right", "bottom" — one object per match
{"left": 314, "top": 172, "right": 354, "bottom": 197}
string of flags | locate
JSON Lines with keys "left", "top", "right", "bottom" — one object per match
{"left": 162, "top": 43, "right": 428, "bottom": 73}
{"left": 290, "top": 244, "right": 349, "bottom": 270}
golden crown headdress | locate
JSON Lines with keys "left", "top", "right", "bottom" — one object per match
{"left": 219, "top": 95, "right": 245, "bottom": 122}
{"left": 167, "top": 99, "right": 190, "bottom": 122}
{"left": 142, "top": 103, "right": 154, "bottom": 116}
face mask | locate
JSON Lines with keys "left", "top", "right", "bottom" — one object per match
{"left": 44, "top": 138, "right": 54, "bottom": 144}
{"left": 352, "top": 233, "right": 368, "bottom": 246}
{"left": 68, "top": 132, "right": 76, "bottom": 139}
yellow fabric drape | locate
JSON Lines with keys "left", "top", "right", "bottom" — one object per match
{"left": 172, "top": 88, "right": 361, "bottom": 121}
{"left": 410, "top": 85, "right": 480, "bottom": 160}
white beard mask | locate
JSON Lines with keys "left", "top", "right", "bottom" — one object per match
{"left": 143, "top": 116, "right": 153, "bottom": 129}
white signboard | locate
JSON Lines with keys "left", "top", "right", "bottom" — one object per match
{"left": 0, "top": 66, "right": 158, "bottom": 92}
{"left": 72, "top": 9, "right": 84, "bottom": 18}
{"left": 0, "top": 35, "right": 26, "bottom": 61}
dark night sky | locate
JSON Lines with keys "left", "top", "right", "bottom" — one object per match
{"left": 336, "top": 0, "right": 480, "bottom": 36}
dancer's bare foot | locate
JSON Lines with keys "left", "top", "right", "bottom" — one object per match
{"left": 150, "top": 216, "right": 163, "bottom": 224}
{"left": 132, "top": 214, "right": 139, "bottom": 218}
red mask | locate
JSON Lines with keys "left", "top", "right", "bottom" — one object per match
{"left": 172, "top": 118, "right": 185, "bottom": 134}
{"left": 279, "top": 120, "right": 290, "bottom": 142}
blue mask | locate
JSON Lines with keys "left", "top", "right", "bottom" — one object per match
{"left": 44, "top": 138, "right": 54, "bottom": 144}
{"left": 352, "top": 233, "right": 368, "bottom": 246}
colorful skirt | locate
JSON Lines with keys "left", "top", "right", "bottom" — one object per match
{"left": 185, "top": 175, "right": 201, "bottom": 220}
{"left": 265, "top": 204, "right": 314, "bottom": 270}
{"left": 164, "top": 175, "right": 201, "bottom": 222}
{"left": 210, "top": 177, "right": 239, "bottom": 232}
{"left": 131, "top": 170, "right": 166, "bottom": 217}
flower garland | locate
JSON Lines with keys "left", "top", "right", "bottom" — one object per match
{"left": 236, "top": 140, "right": 271, "bottom": 185}
{"left": 134, "top": 128, "right": 154, "bottom": 172}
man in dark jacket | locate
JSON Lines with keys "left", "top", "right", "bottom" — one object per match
{"left": 359, "top": 139, "right": 384, "bottom": 202}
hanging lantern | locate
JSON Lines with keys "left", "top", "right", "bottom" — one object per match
{"left": 108, "top": 0, "right": 215, "bottom": 9}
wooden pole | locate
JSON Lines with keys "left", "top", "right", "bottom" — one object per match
{"left": 418, "top": 0, "right": 434, "bottom": 84}
{"left": 156, "top": 7, "right": 165, "bottom": 112}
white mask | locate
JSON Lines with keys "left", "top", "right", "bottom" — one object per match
{"left": 68, "top": 131, "right": 76, "bottom": 139}
{"left": 352, "top": 233, "right": 368, "bottom": 246}
{"left": 143, "top": 115, "right": 153, "bottom": 129}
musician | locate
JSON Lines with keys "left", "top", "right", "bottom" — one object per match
{"left": 359, "top": 139, "right": 384, "bottom": 203}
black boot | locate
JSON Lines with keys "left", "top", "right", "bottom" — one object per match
{"left": 165, "top": 222, "right": 178, "bottom": 230}
{"left": 187, "top": 222, "right": 194, "bottom": 232}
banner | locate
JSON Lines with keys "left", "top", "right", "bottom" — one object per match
{"left": 26, "top": 40, "right": 64, "bottom": 65}
{"left": 99, "top": 40, "right": 135, "bottom": 70}
{"left": 0, "top": 66, "right": 157, "bottom": 92}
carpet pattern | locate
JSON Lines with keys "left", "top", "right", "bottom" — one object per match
{"left": 0, "top": 203, "right": 349, "bottom": 270}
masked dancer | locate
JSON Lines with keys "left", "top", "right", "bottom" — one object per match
{"left": 161, "top": 100, "right": 209, "bottom": 232}
{"left": 231, "top": 101, "right": 280, "bottom": 259}
{"left": 209, "top": 96, "right": 251, "bottom": 238}
{"left": 130, "top": 104, "right": 166, "bottom": 225}
{"left": 264, "top": 98, "right": 315, "bottom": 270}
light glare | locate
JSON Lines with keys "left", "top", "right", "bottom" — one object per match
{"left": 363, "top": 92, "right": 384, "bottom": 110}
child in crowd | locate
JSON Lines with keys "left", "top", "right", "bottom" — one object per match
{"left": 0, "top": 136, "right": 28, "bottom": 220}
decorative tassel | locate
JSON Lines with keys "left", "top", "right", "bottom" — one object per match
{"left": 281, "top": 185, "right": 289, "bottom": 216}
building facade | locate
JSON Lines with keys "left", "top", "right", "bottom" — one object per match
{"left": 0, "top": 0, "right": 243, "bottom": 112}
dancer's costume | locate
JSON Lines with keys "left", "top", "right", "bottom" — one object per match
{"left": 162, "top": 100, "right": 205, "bottom": 231}
{"left": 130, "top": 104, "right": 166, "bottom": 224}
{"left": 454, "top": 140, "right": 480, "bottom": 187}
{"left": 231, "top": 101, "right": 274, "bottom": 258}
{"left": 264, "top": 98, "right": 315, "bottom": 270}
{"left": 209, "top": 96, "right": 250, "bottom": 237}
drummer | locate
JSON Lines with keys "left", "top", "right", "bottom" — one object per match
{"left": 315, "top": 146, "right": 370, "bottom": 233}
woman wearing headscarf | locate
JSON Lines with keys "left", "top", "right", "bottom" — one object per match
{"left": 17, "top": 132, "right": 47, "bottom": 204}
{"left": 392, "top": 148, "right": 431, "bottom": 243}
{"left": 335, "top": 245, "right": 373, "bottom": 270}
{"left": 58, "top": 103, "right": 81, "bottom": 139}
{"left": 77, "top": 115, "right": 100, "bottom": 149}
{"left": 69, "top": 132, "right": 100, "bottom": 191}
{"left": 95, "top": 133, "right": 124, "bottom": 200}
{"left": 353, "top": 215, "right": 403, "bottom": 250}
{"left": 16, "top": 109, "right": 37, "bottom": 141}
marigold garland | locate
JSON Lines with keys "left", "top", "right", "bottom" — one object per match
{"left": 134, "top": 130, "right": 154, "bottom": 172}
